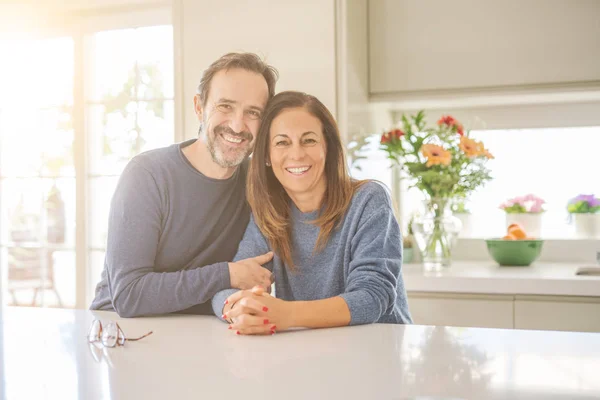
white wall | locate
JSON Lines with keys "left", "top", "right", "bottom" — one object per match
{"left": 174, "top": 0, "right": 337, "bottom": 140}
{"left": 336, "top": 0, "right": 374, "bottom": 141}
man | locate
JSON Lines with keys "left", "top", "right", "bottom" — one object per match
{"left": 90, "top": 52, "right": 279, "bottom": 317}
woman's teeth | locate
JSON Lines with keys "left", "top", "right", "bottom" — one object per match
{"left": 286, "top": 166, "right": 310, "bottom": 174}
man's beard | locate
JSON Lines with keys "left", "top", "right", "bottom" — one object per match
{"left": 203, "top": 124, "right": 253, "bottom": 168}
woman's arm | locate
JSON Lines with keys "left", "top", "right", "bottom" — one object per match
{"left": 223, "top": 288, "right": 350, "bottom": 334}
{"left": 211, "top": 214, "right": 273, "bottom": 319}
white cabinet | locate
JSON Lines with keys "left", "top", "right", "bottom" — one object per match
{"left": 408, "top": 292, "right": 600, "bottom": 333}
{"left": 368, "top": 0, "right": 600, "bottom": 96}
{"left": 407, "top": 292, "right": 514, "bottom": 329}
{"left": 514, "top": 295, "right": 600, "bottom": 333}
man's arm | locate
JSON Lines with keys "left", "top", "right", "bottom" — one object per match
{"left": 105, "top": 160, "right": 233, "bottom": 317}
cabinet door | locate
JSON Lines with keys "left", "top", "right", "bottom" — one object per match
{"left": 369, "top": 0, "right": 600, "bottom": 95}
{"left": 515, "top": 295, "right": 600, "bottom": 333}
{"left": 407, "top": 292, "right": 514, "bottom": 329}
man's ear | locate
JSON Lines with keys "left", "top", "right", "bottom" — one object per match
{"left": 193, "top": 94, "right": 203, "bottom": 121}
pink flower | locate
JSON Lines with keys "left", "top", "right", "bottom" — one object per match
{"left": 529, "top": 203, "right": 543, "bottom": 213}
{"left": 501, "top": 194, "right": 546, "bottom": 213}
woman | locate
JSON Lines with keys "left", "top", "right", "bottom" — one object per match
{"left": 212, "top": 91, "right": 412, "bottom": 335}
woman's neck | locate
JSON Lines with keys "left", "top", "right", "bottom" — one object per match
{"left": 287, "top": 183, "right": 327, "bottom": 213}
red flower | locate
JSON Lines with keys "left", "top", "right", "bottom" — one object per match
{"left": 437, "top": 115, "right": 457, "bottom": 126}
{"left": 380, "top": 129, "right": 404, "bottom": 144}
{"left": 438, "top": 115, "right": 464, "bottom": 136}
{"left": 392, "top": 129, "right": 404, "bottom": 139}
{"left": 380, "top": 131, "right": 391, "bottom": 144}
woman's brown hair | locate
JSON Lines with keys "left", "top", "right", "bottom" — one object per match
{"left": 247, "top": 91, "right": 365, "bottom": 269}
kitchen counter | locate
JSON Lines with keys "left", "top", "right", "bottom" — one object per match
{"left": 1, "top": 306, "right": 599, "bottom": 399}
{"left": 403, "top": 261, "right": 600, "bottom": 297}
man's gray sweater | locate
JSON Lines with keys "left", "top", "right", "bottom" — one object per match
{"left": 90, "top": 139, "right": 249, "bottom": 317}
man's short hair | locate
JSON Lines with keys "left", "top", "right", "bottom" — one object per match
{"left": 197, "top": 52, "right": 279, "bottom": 106}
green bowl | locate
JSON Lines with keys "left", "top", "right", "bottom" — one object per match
{"left": 485, "top": 238, "right": 544, "bottom": 266}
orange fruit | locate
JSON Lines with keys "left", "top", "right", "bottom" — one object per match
{"left": 508, "top": 226, "right": 527, "bottom": 239}
{"left": 503, "top": 234, "right": 517, "bottom": 240}
{"left": 507, "top": 223, "right": 522, "bottom": 231}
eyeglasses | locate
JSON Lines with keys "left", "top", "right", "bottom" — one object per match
{"left": 87, "top": 319, "right": 153, "bottom": 348}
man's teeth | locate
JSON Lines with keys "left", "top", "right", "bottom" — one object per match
{"left": 286, "top": 167, "right": 310, "bottom": 174}
{"left": 223, "top": 133, "right": 242, "bottom": 144}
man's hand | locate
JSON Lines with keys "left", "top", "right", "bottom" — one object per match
{"left": 228, "top": 252, "right": 274, "bottom": 290}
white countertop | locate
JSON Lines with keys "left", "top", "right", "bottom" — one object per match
{"left": 1, "top": 307, "right": 600, "bottom": 400}
{"left": 403, "top": 261, "right": 600, "bottom": 297}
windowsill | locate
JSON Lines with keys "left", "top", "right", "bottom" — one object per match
{"left": 403, "top": 260, "right": 600, "bottom": 297}
{"left": 450, "top": 238, "right": 600, "bottom": 264}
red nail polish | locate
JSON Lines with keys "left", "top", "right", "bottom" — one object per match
{"left": 221, "top": 314, "right": 227, "bottom": 319}
{"left": 236, "top": 330, "right": 240, "bottom": 335}
{"left": 228, "top": 325, "right": 232, "bottom": 330}
{"left": 270, "top": 331, "right": 275, "bottom": 335}
{"left": 224, "top": 299, "right": 229, "bottom": 305}
{"left": 263, "top": 319, "right": 269, "bottom": 325}
{"left": 262, "top": 306, "right": 269, "bottom": 312}
{"left": 271, "top": 325, "right": 277, "bottom": 331}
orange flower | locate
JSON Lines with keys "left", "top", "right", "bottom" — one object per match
{"left": 477, "top": 142, "right": 494, "bottom": 159}
{"left": 421, "top": 144, "right": 451, "bottom": 167}
{"left": 459, "top": 136, "right": 480, "bottom": 157}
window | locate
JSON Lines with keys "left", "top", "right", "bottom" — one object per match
{"left": 348, "top": 125, "right": 600, "bottom": 241}
{"left": 86, "top": 25, "right": 174, "bottom": 301}
{"left": 466, "top": 126, "right": 600, "bottom": 239}
{"left": 367, "top": 125, "right": 600, "bottom": 240}
{"left": 0, "top": 24, "right": 174, "bottom": 308}
{"left": 0, "top": 37, "right": 76, "bottom": 307}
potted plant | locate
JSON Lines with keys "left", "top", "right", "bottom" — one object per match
{"left": 380, "top": 111, "right": 493, "bottom": 270}
{"left": 451, "top": 197, "right": 473, "bottom": 237}
{"left": 499, "top": 194, "right": 545, "bottom": 238}
{"left": 567, "top": 194, "right": 600, "bottom": 238}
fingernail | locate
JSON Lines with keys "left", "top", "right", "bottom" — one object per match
{"left": 224, "top": 300, "right": 229, "bottom": 305}
{"left": 221, "top": 314, "right": 227, "bottom": 319}
{"left": 263, "top": 319, "right": 269, "bottom": 325}
{"left": 271, "top": 325, "right": 277, "bottom": 331}
{"left": 236, "top": 330, "right": 240, "bottom": 335}
{"left": 270, "top": 330, "right": 275, "bottom": 335}
{"left": 262, "top": 306, "right": 269, "bottom": 312}
{"left": 228, "top": 325, "right": 232, "bottom": 330}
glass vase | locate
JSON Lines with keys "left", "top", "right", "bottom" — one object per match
{"left": 411, "top": 198, "right": 462, "bottom": 272}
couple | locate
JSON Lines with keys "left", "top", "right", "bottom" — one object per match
{"left": 90, "top": 52, "right": 412, "bottom": 334}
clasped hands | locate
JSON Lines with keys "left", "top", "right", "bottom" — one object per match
{"left": 222, "top": 286, "right": 290, "bottom": 336}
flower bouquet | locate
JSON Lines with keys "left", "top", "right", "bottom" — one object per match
{"left": 380, "top": 111, "right": 493, "bottom": 269}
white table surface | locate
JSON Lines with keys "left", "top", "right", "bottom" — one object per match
{"left": 1, "top": 307, "right": 599, "bottom": 400}
{"left": 403, "top": 261, "right": 600, "bottom": 296}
